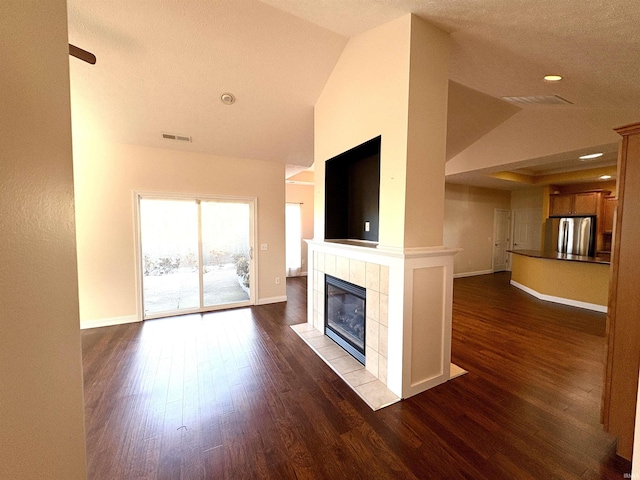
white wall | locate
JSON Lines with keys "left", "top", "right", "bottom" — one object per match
{"left": 285, "top": 183, "right": 314, "bottom": 275}
{"left": 73, "top": 138, "right": 287, "bottom": 326}
{"left": 0, "top": 1, "right": 87, "bottom": 478}
{"left": 444, "top": 183, "right": 511, "bottom": 276}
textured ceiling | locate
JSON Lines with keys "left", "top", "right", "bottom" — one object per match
{"left": 67, "top": 0, "right": 640, "bottom": 186}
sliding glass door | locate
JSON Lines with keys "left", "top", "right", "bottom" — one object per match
{"left": 138, "top": 195, "right": 254, "bottom": 319}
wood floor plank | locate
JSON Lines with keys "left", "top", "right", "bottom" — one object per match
{"left": 82, "top": 273, "right": 632, "bottom": 479}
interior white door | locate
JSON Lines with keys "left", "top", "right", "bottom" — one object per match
{"left": 512, "top": 208, "right": 542, "bottom": 251}
{"left": 493, "top": 209, "right": 510, "bottom": 272}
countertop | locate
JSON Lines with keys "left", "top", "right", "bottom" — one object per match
{"left": 508, "top": 249, "right": 611, "bottom": 265}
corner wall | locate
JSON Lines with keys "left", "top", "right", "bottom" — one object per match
{"left": 0, "top": 1, "right": 87, "bottom": 478}
{"left": 73, "top": 138, "right": 286, "bottom": 326}
{"left": 314, "top": 14, "right": 449, "bottom": 249}
{"left": 444, "top": 184, "right": 511, "bottom": 276}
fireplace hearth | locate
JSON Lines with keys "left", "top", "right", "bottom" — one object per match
{"left": 325, "top": 275, "right": 366, "bottom": 364}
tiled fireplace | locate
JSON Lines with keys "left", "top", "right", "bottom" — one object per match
{"left": 305, "top": 239, "right": 459, "bottom": 403}
{"left": 311, "top": 245, "right": 390, "bottom": 383}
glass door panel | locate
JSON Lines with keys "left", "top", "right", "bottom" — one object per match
{"left": 140, "top": 199, "right": 199, "bottom": 317}
{"left": 201, "top": 201, "right": 251, "bottom": 307}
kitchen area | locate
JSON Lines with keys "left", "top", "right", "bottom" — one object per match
{"left": 509, "top": 184, "right": 616, "bottom": 312}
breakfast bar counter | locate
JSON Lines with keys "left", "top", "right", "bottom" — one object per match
{"left": 508, "top": 249, "right": 610, "bottom": 312}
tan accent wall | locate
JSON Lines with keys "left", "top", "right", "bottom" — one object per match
{"left": 511, "top": 255, "right": 609, "bottom": 306}
{"left": 0, "top": 1, "right": 88, "bottom": 478}
{"left": 444, "top": 184, "right": 511, "bottom": 275}
{"left": 73, "top": 138, "right": 286, "bottom": 323}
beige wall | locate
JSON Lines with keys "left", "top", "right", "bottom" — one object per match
{"left": 0, "top": 1, "right": 87, "bottom": 478}
{"left": 511, "top": 187, "right": 545, "bottom": 210}
{"left": 314, "top": 14, "right": 450, "bottom": 249}
{"left": 444, "top": 184, "right": 511, "bottom": 275}
{"left": 285, "top": 183, "right": 314, "bottom": 275}
{"left": 73, "top": 138, "right": 286, "bottom": 325}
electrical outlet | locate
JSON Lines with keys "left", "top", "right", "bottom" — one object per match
{"left": 275, "top": 277, "right": 280, "bottom": 285}
{"left": 364, "top": 221, "right": 370, "bottom": 232}
{"left": 261, "top": 243, "right": 268, "bottom": 250}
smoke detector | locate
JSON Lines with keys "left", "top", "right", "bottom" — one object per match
{"left": 221, "top": 93, "right": 236, "bottom": 105}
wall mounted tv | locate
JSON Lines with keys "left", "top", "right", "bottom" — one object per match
{"left": 324, "top": 136, "right": 381, "bottom": 243}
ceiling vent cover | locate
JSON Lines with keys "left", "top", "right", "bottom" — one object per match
{"left": 501, "top": 95, "right": 573, "bottom": 106}
{"left": 162, "top": 132, "right": 192, "bottom": 142}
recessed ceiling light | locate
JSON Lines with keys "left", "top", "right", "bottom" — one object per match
{"left": 600, "top": 175, "right": 612, "bottom": 180}
{"left": 544, "top": 75, "right": 563, "bottom": 82}
{"left": 579, "top": 153, "right": 603, "bottom": 160}
{"left": 220, "top": 92, "right": 236, "bottom": 105}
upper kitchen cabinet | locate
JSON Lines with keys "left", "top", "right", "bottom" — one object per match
{"left": 549, "top": 191, "right": 607, "bottom": 217}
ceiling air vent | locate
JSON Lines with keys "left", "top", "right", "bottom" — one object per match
{"left": 162, "top": 132, "right": 192, "bottom": 142}
{"left": 501, "top": 95, "right": 573, "bottom": 106}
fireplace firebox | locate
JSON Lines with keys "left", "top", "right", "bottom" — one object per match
{"left": 324, "top": 275, "right": 366, "bottom": 364}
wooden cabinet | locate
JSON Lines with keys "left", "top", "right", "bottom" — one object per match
{"left": 602, "top": 122, "right": 640, "bottom": 461}
{"left": 549, "top": 191, "right": 602, "bottom": 216}
{"left": 602, "top": 196, "right": 617, "bottom": 233}
{"left": 549, "top": 194, "right": 573, "bottom": 216}
{"left": 573, "top": 192, "right": 599, "bottom": 214}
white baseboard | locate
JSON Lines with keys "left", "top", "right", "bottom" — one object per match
{"left": 510, "top": 280, "right": 607, "bottom": 313}
{"left": 257, "top": 295, "right": 287, "bottom": 305}
{"left": 453, "top": 269, "right": 494, "bottom": 279}
{"left": 80, "top": 314, "right": 139, "bottom": 330}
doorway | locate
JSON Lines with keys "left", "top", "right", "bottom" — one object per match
{"left": 493, "top": 209, "right": 510, "bottom": 272}
{"left": 137, "top": 194, "right": 255, "bottom": 320}
{"left": 511, "top": 208, "right": 543, "bottom": 252}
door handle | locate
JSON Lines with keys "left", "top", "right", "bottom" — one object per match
{"left": 249, "top": 247, "right": 253, "bottom": 260}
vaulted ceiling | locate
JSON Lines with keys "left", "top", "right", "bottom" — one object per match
{"left": 67, "top": 0, "right": 640, "bottom": 189}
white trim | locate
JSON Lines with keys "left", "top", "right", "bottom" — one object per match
{"left": 305, "top": 239, "right": 461, "bottom": 262}
{"left": 80, "top": 315, "right": 139, "bottom": 330}
{"left": 453, "top": 269, "right": 494, "bottom": 279}
{"left": 510, "top": 279, "right": 607, "bottom": 313}
{"left": 257, "top": 295, "right": 287, "bottom": 305}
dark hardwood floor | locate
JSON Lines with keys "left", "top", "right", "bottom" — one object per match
{"left": 81, "top": 273, "right": 631, "bottom": 479}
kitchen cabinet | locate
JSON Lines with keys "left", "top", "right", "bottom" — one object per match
{"left": 602, "top": 196, "right": 617, "bottom": 233}
{"left": 549, "top": 191, "right": 603, "bottom": 216}
{"left": 602, "top": 122, "right": 640, "bottom": 461}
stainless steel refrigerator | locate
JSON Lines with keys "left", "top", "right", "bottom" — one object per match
{"left": 545, "top": 216, "right": 596, "bottom": 257}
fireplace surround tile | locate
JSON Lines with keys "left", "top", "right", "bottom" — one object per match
{"left": 349, "top": 259, "right": 366, "bottom": 286}
{"left": 291, "top": 322, "right": 400, "bottom": 410}
{"left": 336, "top": 256, "right": 350, "bottom": 279}
{"left": 343, "top": 368, "right": 377, "bottom": 387}
{"left": 332, "top": 354, "right": 364, "bottom": 375}
{"left": 379, "top": 265, "right": 389, "bottom": 295}
{"left": 365, "top": 346, "right": 379, "bottom": 377}
{"left": 316, "top": 343, "right": 350, "bottom": 360}
{"left": 365, "top": 319, "right": 380, "bottom": 350}
{"left": 366, "top": 262, "right": 380, "bottom": 291}
{"left": 379, "top": 325, "right": 388, "bottom": 357}
{"left": 325, "top": 254, "right": 336, "bottom": 275}
{"left": 366, "top": 289, "right": 380, "bottom": 322}
{"left": 379, "top": 293, "right": 389, "bottom": 326}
